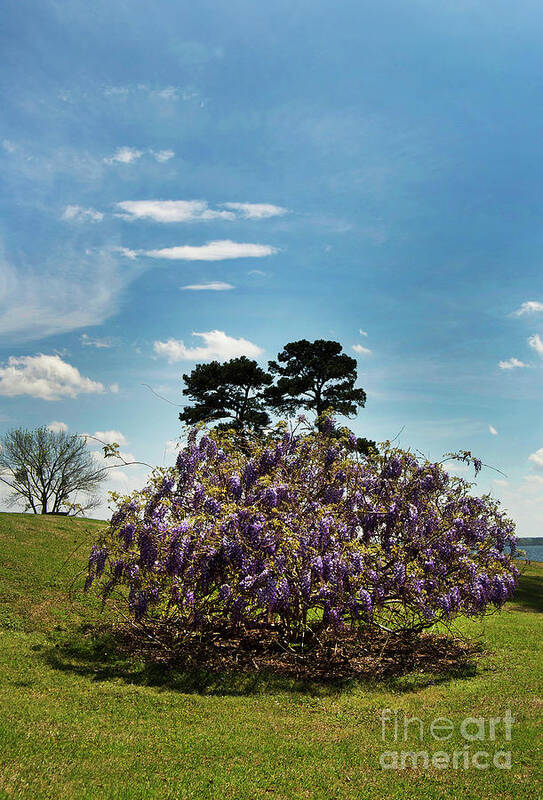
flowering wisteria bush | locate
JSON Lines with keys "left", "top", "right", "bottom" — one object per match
{"left": 85, "top": 418, "right": 518, "bottom": 644}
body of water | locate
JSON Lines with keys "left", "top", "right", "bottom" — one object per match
{"left": 516, "top": 545, "right": 543, "bottom": 562}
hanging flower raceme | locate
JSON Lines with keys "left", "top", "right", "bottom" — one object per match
{"left": 85, "top": 418, "right": 518, "bottom": 640}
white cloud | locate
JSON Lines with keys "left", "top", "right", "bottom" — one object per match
{"left": 115, "top": 199, "right": 287, "bottom": 222}
{"left": 154, "top": 330, "right": 263, "bottom": 362}
{"left": 181, "top": 282, "right": 234, "bottom": 291}
{"left": 512, "top": 301, "right": 543, "bottom": 316}
{"left": 2, "top": 140, "right": 17, "bottom": 153}
{"left": 528, "top": 448, "right": 543, "bottom": 469}
{"left": 0, "top": 354, "right": 104, "bottom": 400}
{"left": 105, "top": 147, "right": 143, "bottom": 164}
{"left": 62, "top": 205, "right": 103, "bottom": 222}
{"left": 47, "top": 421, "right": 68, "bottom": 433}
{"left": 359, "top": 329, "right": 368, "bottom": 337}
{"left": 528, "top": 333, "right": 543, "bottom": 356}
{"left": 81, "top": 333, "right": 113, "bottom": 348}
{"left": 116, "top": 200, "right": 235, "bottom": 223}
{"left": 109, "top": 382, "right": 120, "bottom": 394}
{"left": 112, "top": 246, "right": 138, "bottom": 260}
{"left": 222, "top": 202, "right": 287, "bottom": 219}
{"left": 352, "top": 343, "right": 372, "bottom": 356}
{"left": 146, "top": 240, "right": 277, "bottom": 261}
{"left": 493, "top": 478, "right": 509, "bottom": 488}
{"left": 150, "top": 149, "right": 175, "bottom": 162}
{"left": 489, "top": 425, "right": 498, "bottom": 436}
{"left": 498, "top": 357, "right": 530, "bottom": 370}
{"left": 0, "top": 245, "right": 137, "bottom": 343}
{"left": 91, "top": 430, "right": 128, "bottom": 446}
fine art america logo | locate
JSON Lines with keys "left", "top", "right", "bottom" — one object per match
{"left": 379, "top": 709, "right": 514, "bottom": 771}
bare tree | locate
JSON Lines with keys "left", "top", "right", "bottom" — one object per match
{"left": 0, "top": 427, "right": 107, "bottom": 515}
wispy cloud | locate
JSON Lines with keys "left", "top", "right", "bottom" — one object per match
{"left": 146, "top": 241, "right": 277, "bottom": 261}
{"left": 498, "top": 357, "right": 530, "bottom": 370}
{"left": 80, "top": 333, "right": 114, "bottom": 348}
{"left": 528, "top": 333, "right": 543, "bottom": 356}
{"left": 150, "top": 149, "right": 175, "bottom": 162}
{"left": 154, "top": 330, "right": 263, "bottom": 362}
{"left": 105, "top": 148, "right": 175, "bottom": 166}
{"left": 528, "top": 448, "right": 543, "bottom": 469}
{"left": 352, "top": 343, "right": 372, "bottom": 356}
{"left": 105, "top": 147, "right": 143, "bottom": 164}
{"left": 489, "top": 425, "right": 498, "bottom": 436}
{"left": 181, "top": 282, "right": 234, "bottom": 291}
{"left": 152, "top": 87, "right": 178, "bottom": 100}
{"left": 0, "top": 354, "right": 104, "bottom": 400}
{"left": 61, "top": 205, "right": 103, "bottom": 222}
{"left": 2, "top": 139, "right": 17, "bottom": 154}
{"left": 102, "top": 84, "right": 203, "bottom": 103}
{"left": 112, "top": 246, "right": 138, "bottom": 260}
{"left": 359, "top": 328, "right": 368, "bottom": 337}
{"left": 512, "top": 301, "right": 543, "bottom": 316}
{"left": 222, "top": 202, "right": 287, "bottom": 219}
{"left": 115, "top": 199, "right": 287, "bottom": 222}
{"left": 116, "top": 200, "right": 233, "bottom": 223}
{"left": 0, "top": 245, "right": 138, "bottom": 343}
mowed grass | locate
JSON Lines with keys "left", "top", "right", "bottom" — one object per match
{"left": 0, "top": 512, "right": 541, "bottom": 800}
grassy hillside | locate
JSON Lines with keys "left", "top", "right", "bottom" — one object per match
{"left": 0, "top": 512, "right": 541, "bottom": 799}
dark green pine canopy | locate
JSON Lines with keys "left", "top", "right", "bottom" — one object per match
{"left": 179, "top": 356, "right": 273, "bottom": 432}
{"left": 265, "top": 339, "right": 366, "bottom": 426}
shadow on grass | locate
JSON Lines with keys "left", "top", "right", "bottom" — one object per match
{"left": 43, "top": 624, "right": 482, "bottom": 697}
{"left": 509, "top": 569, "right": 543, "bottom": 613}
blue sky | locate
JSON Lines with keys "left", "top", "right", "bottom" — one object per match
{"left": 2, "top": 0, "right": 543, "bottom": 534}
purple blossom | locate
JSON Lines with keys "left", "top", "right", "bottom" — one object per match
{"left": 393, "top": 563, "right": 406, "bottom": 586}
{"left": 87, "top": 426, "right": 518, "bottom": 635}
{"left": 185, "top": 590, "right": 195, "bottom": 606}
{"left": 227, "top": 474, "right": 243, "bottom": 499}
{"left": 243, "top": 460, "right": 258, "bottom": 488}
{"left": 138, "top": 530, "right": 157, "bottom": 568}
{"left": 262, "top": 487, "right": 278, "bottom": 508}
{"left": 358, "top": 589, "right": 373, "bottom": 618}
{"left": 193, "top": 484, "right": 206, "bottom": 508}
{"left": 204, "top": 497, "right": 221, "bottom": 516}
{"left": 259, "top": 448, "right": 276, "bottom": 474}
{"left": 119, "top": 523, "right": 135, "bottom": 549}
{"left": 324, "top": 447, "right": 339, "bottom": 470}
{"left": 158, "top": 475, "right": 176, "bottom": 497}
{"left": 301, "top": 571, "right": 312, "bottom": 602}
{"left": 383, "top": 456, "right": 402, "bottom": 479}
{"left": 277, "top": 578, "right": 290, "bottom": 604}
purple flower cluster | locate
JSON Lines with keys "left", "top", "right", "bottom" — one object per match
{"left": 85, "top": 426, "right": 518, "bottom": 638}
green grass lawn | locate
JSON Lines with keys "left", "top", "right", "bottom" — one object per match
{"left": 0, "top": 511, "right": 541, "bottom": 799}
